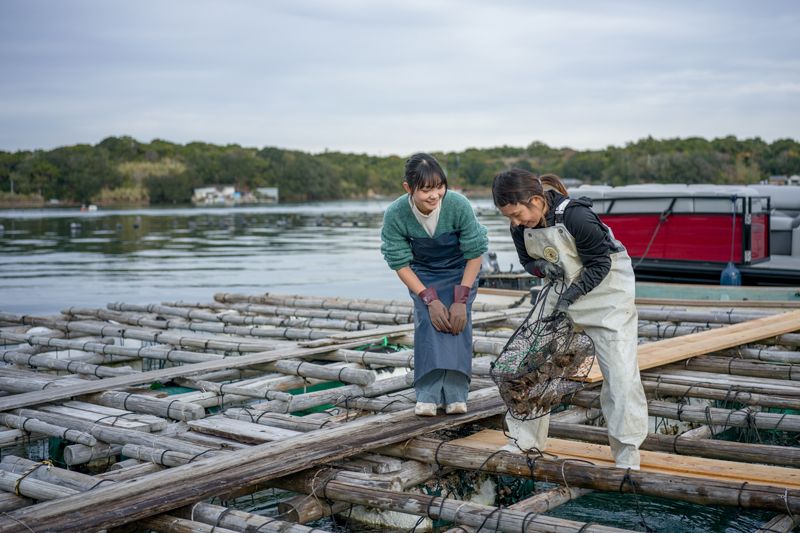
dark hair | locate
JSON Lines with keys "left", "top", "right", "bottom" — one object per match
{"left": 492, "top": 169, "right": 568, "bottom": 207}
{"left": 404, "top": 153, "right": 448, "bottom": 193}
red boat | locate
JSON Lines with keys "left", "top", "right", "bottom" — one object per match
{"left": 574, "top": 184, "right": 800, "bottom": 286}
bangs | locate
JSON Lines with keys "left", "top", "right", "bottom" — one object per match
{"left": 404, "top": 152, "right": 449, "bottom": 192}
{"left": 415, "top": 170, "right": 444, "bottom": 190}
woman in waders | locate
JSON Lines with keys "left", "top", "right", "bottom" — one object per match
{"left": 492, "top": 169, "right": 648, "bottom": 469}
{"left": 381, "top": 153, "right": 488, "bottom": 416}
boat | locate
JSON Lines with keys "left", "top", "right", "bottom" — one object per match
{"left": 481, "top": 183, "right": 800, "bottom": 288}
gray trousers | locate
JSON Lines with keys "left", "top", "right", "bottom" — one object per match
{"left": 415, "top": 369, "right": 469, "bottom": 404}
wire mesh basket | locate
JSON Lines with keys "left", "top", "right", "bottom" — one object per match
{"left": 490, "top": 284, "right": 596, "bottom": 420}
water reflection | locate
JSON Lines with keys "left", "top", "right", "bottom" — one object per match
{"left": 0, "top": 200, "right": 518, "bottom": 315}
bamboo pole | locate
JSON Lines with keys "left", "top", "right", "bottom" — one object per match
{"left": 0, "top": 413, "right": 96, "bottom": 446}
{"left": 65, "top": 307, "right": 340, "bottom": 340}
{"left": 213, "top": 292, "right": 415, "bottom": 313}
{"left": 0, "top": 463, "right": 243, "bottom": 533}
{"left": 442, "top": 486, "right": 593, "bottom": 533}
{"left": 0, "top": 429, "right": 28, "bottom": 448}
{"left": 547, "top": 422, "right": 800, "bottom": 467}
{"left": 274, "top": 460, "right": 441, "bottom": 525}
{"left": 0, "top": 313, "right": 286, "bottom": 352}
{"left": 637, "top": 323, "right": 800, "bottom": 347}
{"left": 377, "top": 436, "right": 800, "bottom": 513}
{"left": 0, "top": 348, "right": 134, "bottom": 377}
{"left": 0, "top": 330, "right": 224, "bottom": 364}
{"left": 63, "top": 443, "right": 123, "bottom": 466}
{"left": 11, "top": 408, "right": 217, "bottom": 457}
{"left": 289, "top": 475, "right": 630, "bottom": 533}
{"left": 248, "top": 372, "right": 416, "bottom": 414}
{"left": 0, "top": 371, "right": 205, "bottom": 421}
{"left": 212, "top": 292, "right": 505, "bottom": 315}
{"left": 640, "top": 370, "right": 800, "bottom": 397}
{"left": 171, "top": 299, "right": 414, "bottom": 325}
{"left": 641, "top": 379, "right": 800, "bottom": 410}
{"left": 137, "top": 515, "right": 241, "bottom": 533}
{"left": 755, "top": 515, "right": 799, "bottom": 533}
{"left": 183, "top": 502, "right": 334, "bottom": 533}
{"left": 107, "top": 301, "right": 379, "bottom": 331}
{"left": 667, "top": 355, "right": 800, "bottom": 381}
{"left": 567, "top": 391, "right": 800, "bottom": 431}
{"left": 0, "top": 493, "right": 31, "bottom": 513}
{"left": 720, "top": 347, "right": 800, "bottom": 365}
{"left": 637, "top": 308, "right": 773, "bottom": 324}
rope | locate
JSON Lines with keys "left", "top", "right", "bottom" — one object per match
{"left": 13, "top": 460, "right": 53, "bottom": 496}
{"left": 0, "top": 513, "right": 35, "bottom": 533}
{"left": 617, "top": 468, "right": 654, "bottom": 532}
{"left": 209, "top": 507, "right": 232, "bottom": 533}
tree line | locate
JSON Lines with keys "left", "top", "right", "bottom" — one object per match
{"left": 1, "top": 135, "right": 798, "bottom": 205}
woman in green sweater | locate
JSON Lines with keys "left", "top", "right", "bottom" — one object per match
{"left": 381, "top": 153, "right": 489, "bottom": 416}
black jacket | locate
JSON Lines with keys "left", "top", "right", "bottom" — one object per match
{"left": 510, "top": 191, "right": 622, "bottom": 296}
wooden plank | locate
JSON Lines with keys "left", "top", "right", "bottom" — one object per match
{"left": 61, "top": 400, "right": 167, "bottom": 431}
{"left": 37, "top": 405, "right": 151, "bottom": 431}
{"left": 187, "top": 416, "right": 301, "bottom": 444}
{"left": 452, "top": 429, "right": 800, "bottom": 490}
{"left": 584, "top": 309, "right": 800, "bottom": 382}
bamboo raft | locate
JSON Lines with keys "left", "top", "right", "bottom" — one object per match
{"left": 0, "top": 291, "right": 798, "bottom": 532}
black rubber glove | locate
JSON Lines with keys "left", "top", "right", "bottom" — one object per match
{"left": 555, "top": 284, "right": 584, "bottom": 315}
{"left": 419, "top": 287, "right": 451, "bottom": 333}
{"left": 531, "top": 259, "right": 564, "bottom": 280}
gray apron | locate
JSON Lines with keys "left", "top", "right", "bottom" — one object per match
{"left": 409, "top": 231, "right": 478, "bottom": 384}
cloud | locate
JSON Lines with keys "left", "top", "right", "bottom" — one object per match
{"left": 0, "top": 0, "right": 798, "bottom": 153}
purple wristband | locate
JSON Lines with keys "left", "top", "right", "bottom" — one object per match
{"left": 418, "top": 287, "right": 439, "bottom": 305}
{"left": 453, "top": 285, "right": 471, "bottom": 304}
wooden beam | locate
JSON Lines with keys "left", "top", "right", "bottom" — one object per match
{"left": 0, "top": 389, "right": 506, "bottom": 532}
{"left": 584, "top": 309, "right": 800, "bottom": 382}
{"left": 451, "top": 429, "right": 800, "bottom": 490}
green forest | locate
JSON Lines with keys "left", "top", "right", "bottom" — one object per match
{"left": 1, "top": 135, "right": 799, "bottom": 206}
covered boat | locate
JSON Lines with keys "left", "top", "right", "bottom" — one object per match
{"left": 572, "top": 183, "right": 800, "bottom": 285}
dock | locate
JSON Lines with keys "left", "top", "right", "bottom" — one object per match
{"left": 0, "top": 290, "right": 799, "bottom": 532}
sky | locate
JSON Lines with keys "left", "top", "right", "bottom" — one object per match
{"left": 0, "top": 0, "right": 798, "bottom": 156}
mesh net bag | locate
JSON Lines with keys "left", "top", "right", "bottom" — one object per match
{"left": 490, "top": 284, "right": 596, "bottom": 420}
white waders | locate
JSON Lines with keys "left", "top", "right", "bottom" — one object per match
{"left": 505, "top": 199, "right": 649, "bottom": 469}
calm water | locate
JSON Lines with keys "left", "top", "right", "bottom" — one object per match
{"left": 0, "top": 199, "right": 517, "bottom": 315}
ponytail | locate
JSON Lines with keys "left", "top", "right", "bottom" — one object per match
{"left": 492, "top": 169, "right": 568, "bottom": 207}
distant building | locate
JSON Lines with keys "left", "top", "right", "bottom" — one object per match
{"left": 254, "top": 187, "right": 279, "bottom": 203}
{"left": 192, "top": 186, "right": 237, "bottom": 206}
{"left": 764, "top": 175, "right": 800, "bottom": 186}
{"left": 192, "top": 186, "right": 280, "bottom": 206}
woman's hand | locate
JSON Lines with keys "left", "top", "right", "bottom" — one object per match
{"left": 449, "top": 302, "right": 467, "bottom": 334}
{"left": 449, "top": 284, "right": 471, "bottom": 335}
{"left": 532, "top": 259, "right": 564, "bottom": 280}
{"left": 418, "top": 287, "right": 452, "bottom": 332}
{"left": 428, "top": 300, "right": 452, "bottom": 332}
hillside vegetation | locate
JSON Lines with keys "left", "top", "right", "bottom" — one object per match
{"left": 0, "top": 136, "right": 798, "bottom": 205}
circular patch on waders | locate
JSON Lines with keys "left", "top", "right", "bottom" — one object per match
{"left": 542, "top": 246, "right": 559, "bottom": 263}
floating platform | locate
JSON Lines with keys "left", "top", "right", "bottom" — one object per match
{"left": 0, "top": 290, "right": 799, "bottom": 532}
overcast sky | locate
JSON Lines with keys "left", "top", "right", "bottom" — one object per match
{"left": 1, "top": 1, "right": 798, "bottom": 155}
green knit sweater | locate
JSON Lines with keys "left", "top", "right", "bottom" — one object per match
{"left": 380, "top": 190, "right": 489, "bottom": 270}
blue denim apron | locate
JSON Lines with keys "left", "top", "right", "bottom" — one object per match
{"left": 408, "top": 231, "right": 478, "bottom": 384}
